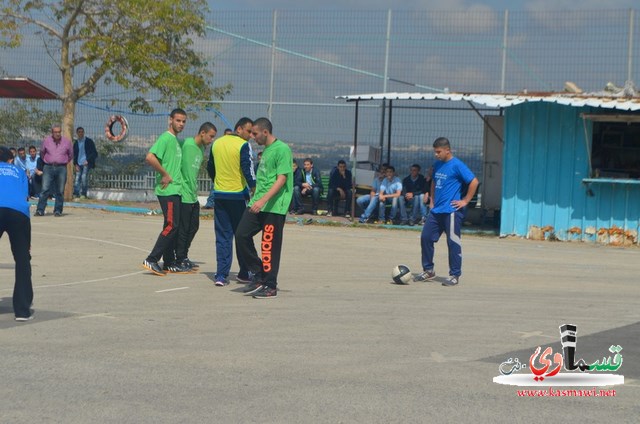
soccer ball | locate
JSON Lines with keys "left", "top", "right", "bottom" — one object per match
{"left": 391, "top": 264, "right": 412, "bottom": 285}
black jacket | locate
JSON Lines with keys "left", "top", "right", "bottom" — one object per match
{"left": 73, "top": 137, "right": 98, "bottom": 169}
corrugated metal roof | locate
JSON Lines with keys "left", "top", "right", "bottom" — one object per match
{"left": 335, "top": 92, "right": 640, "bottom": 111}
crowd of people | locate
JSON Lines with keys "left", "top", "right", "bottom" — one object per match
{"left": 141, "top": 111, "right": 292, "bottom": 300}
{"left": 2, "top": 113, "right": 477, "bottom": 321}
{"left": 8, "top": 126, "right": 99, "bottom": 217}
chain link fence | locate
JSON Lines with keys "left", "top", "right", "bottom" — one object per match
{"left": 2, "top": 9, "right": 639, "bottom": 189}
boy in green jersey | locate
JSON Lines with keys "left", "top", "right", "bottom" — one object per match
{"left": 236, "top": 118, "right": 293, "bottom": 299}
{"left": 142, "top": 108, "right": 187, "bottom": 276}
{"left": 175, "top": 122, "right": 217, "bottom": 271}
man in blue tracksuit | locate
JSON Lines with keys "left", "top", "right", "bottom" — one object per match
{"left": 207, "top": 117, "right": 256, "bottom": 286}
{"left": 414, "top": 137, "right": 479, "bottom": 287}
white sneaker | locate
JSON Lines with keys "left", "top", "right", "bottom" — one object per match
{"left": 15, "top": 315, "right": 34, "bottom": 322}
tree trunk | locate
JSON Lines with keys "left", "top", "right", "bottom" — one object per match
{"left": 62, "top": 98, "right": 75, "bottom": 200}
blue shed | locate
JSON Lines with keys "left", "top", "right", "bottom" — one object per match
{"left": 501, "top": 99, "right": 640, "bottom": 245}
{"left": 337, "top": 92, "right": 640, "bottom": 245}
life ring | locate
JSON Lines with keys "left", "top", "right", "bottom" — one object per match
{"left": 105, "top": 115, "right": 129, "bottom": 142}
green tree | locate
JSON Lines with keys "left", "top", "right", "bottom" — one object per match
{"left": 0, "top": 100, "right": 62, "bottom": 146}
{"left": 0, "top": 0, "right": 231, "bottom": 196}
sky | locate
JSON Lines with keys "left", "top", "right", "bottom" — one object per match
{"left": 210, "top": 0, "right": 638, "bottom": 11}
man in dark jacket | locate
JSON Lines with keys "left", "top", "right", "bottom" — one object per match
{"left": 326, "top": 159, "right": 352, "bottom": 217}
{"left": 73, "top": 127, "right": 98, "bottom": 199}
{"left": 293, "top": 157, "right": 323, "bottom": 215}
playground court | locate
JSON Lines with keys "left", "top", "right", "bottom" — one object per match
{"left": 1, "top": 206, "right": 638, "bottom": 423}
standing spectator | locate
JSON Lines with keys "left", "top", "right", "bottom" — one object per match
{"left": 0, "top": 146, "right": 34, "bottom": 321}
{"left": 399, "top": 164, "right": 430, "bottom": 226}
{"left": 415, "top": 137, "right": 478, "bottom": 287}
{"left": 377, "top": 165, "right": 403, "bottom": 224}
{"left": 13, "top": 147, "right": 27, "bottom": 172}
{"left": 24, "top": 145, "right": 41, "bottom": 198}
{"left": 203, "top": 128, "right": 232, "bottom": 210}
{"left": 293, "top": 157, "right": 323, "bottom": 215}
{"left": 175, "top": 122, "right": 217, "bottom": 271}
{"left": 35, "top": 125, "right": 73, "bottom": 217}
{"left": 326, "top": 159, "right": 352, "bottom": 217}
{"left": 289, "top": 159, "right": 302, "bottom": 213}
{"left": 141, "top": 108, "right": 187, "bottom": 276}
{"left": 73, "top": 127, "right": 98, "bottom": 199}
{"left": 207, "top": 118, "right": 256, "bottom": 286}
{"left": 236, "top": 117, "right": 293, "bottom": 299}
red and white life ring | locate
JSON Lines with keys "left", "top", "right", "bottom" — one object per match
{"left": 105, "top": 115, "right": 129, "bottom": 142}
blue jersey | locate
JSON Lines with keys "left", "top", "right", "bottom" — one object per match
{"left": 431, "top": 157, "right": 475, "bottom": 214}
{"left": 0, "top": 162, "right": 30, "bottom": 217}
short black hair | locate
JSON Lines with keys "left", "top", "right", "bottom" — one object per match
{"left": 0, "top": 146, "right": 13, "bottom": 162}
{"left": 18, "top": 147, "right": 26, "bottom": 153}
{"left": 253, "top": 117, "right": 273, "bottom": 133}
{"left": 170, "top": 108, "right": 187, "bottom": 118}
{"left": 433, "top": 137, "right": 450, "bottom": 148}
{"left": 386, "top": 165, "right": 395, "bottom": 172}
{"left": 337, "top": 159, "right": 346, "bottom": 166}
{"left": 304, "top": 157, "right": 313, "bottom": 164}
{"left": 76, "top": 127, "right": 84, "bottom": 132}
{"left": 234, "top": 117, "right": 253, "bottom": 131}
{"left": 411, "top": 163, "right": 421, "bottom": 170}
{"left": 199, "top": 122, "right": 217, "bottom": 134}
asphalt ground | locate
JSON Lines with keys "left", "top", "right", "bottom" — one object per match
{"left": 1, "top": 206, "right": 639, "bottom": 423}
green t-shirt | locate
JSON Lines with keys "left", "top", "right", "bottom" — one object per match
{"left": 149, "top": 131, "right": 183, "bottom": 196}
{"left": 249, "top": 139, "right": 293, "bottom": 215}
{"left": 180, "top": 137, "right": 205, "bottom": 204}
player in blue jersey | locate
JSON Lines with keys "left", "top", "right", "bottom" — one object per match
{"left": 414, "top": 137, "right": 479, "bottom": 286}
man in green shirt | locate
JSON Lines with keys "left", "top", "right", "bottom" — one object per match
{"left": 142, "top": 108, "right": 187, "bottom": 276}
{"left": 175, "top": 122, "right": 217, "bottom": 271}
{"left": 236, "top": 117, "right": 293, "bottom": 299}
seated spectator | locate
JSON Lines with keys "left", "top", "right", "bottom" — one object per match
{"left": 289, "top": 160, "right": 303, "bottom": 213}
{"left": 24, "top": 146, "right": 41, "bottom": 198}
{"left": 326, "top": 159, "right": 352, "bottom": 217}
{"left": 13, "top": 147, "right": 27, "bottom": 172}
{"left": 357, "top": 163, "right": 387, "bottom": 223}
{"left": 399, "top": 164, "right": 430, "bottom": 226}
{"left": 293, "top": 157, "right": 323, "bottom": 215}
{"left": 377, "top": 165, "right": 403, "bottom": 224}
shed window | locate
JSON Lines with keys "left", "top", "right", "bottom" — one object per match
{"left": 591, "top": 121, "right": 640, "bottom": 179}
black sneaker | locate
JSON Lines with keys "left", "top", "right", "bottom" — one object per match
{"left": 243, "top": 281, "right": 264, "bottom": 295}
{"left": 442, "top": 276, "right": 459, "bottom": 286}
{"left": 414, "top": 269, "right": 436, "bottom": 282}
{"left": 236, "top": 272, "right": 254, "bottom": 284}
{"left": 253, "top": 286, "right": 277, "bottom": 299}
{"left": 54, "top": 211, "right": 62, "bottom": 217}
{"left": 142, "top": 260, "right": 166, "bottom": 276}
{"left": 183, "top": 258, "right": 199, "bottom": 270}
{"left": 35, "top": 210, "right": 44, "bottom": 216}
{"left": 163, "top": 263, "right": 192, "bottom": 274}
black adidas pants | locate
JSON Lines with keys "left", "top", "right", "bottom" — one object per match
{"left": 235, "top": 209, "right": 286, "bottom": 289}
{"left": 146, "top": 195, "right": 181, "bottom": 265}
{"left": 176, "top": 201, "right": 200, "bottom": 263}
{"left": 0, "top": 207, "right": 33, "bottom": 318}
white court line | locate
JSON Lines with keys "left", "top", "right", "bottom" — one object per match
{"left": 155, "top": 287, "right": 190, "bottom": 293}
{"left": 33, "top": 231, "right": 148, "bottom": 252}
{"left": 20, "top": 271, "right": 146, "bottom": 290}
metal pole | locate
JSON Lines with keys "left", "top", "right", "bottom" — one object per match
{"left": 268, "top": 10, "right": 278, "bottom": 120}
{"left": 383, "top": 9, "right": 391, "bottom": 93}
{"left": 351, "top": 100, "right": 360, "bottom": 220}
{"left": 379, "top": 10, "right": 392, "bottom": 157}
{"left": 501, "top": 9, "right": 509, "bottom": 93}
{"left": 628, "top": 9, "right": 634, "bottom": 83}
{"left": 379, "top": 100, "right": 386, "bottom": 152}
{"left": 387, "top": 100, "right": 393, "bottom": 164}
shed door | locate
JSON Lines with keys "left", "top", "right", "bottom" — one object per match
{"left": 482, "top": 115, "right": 503, "bottom": 211}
